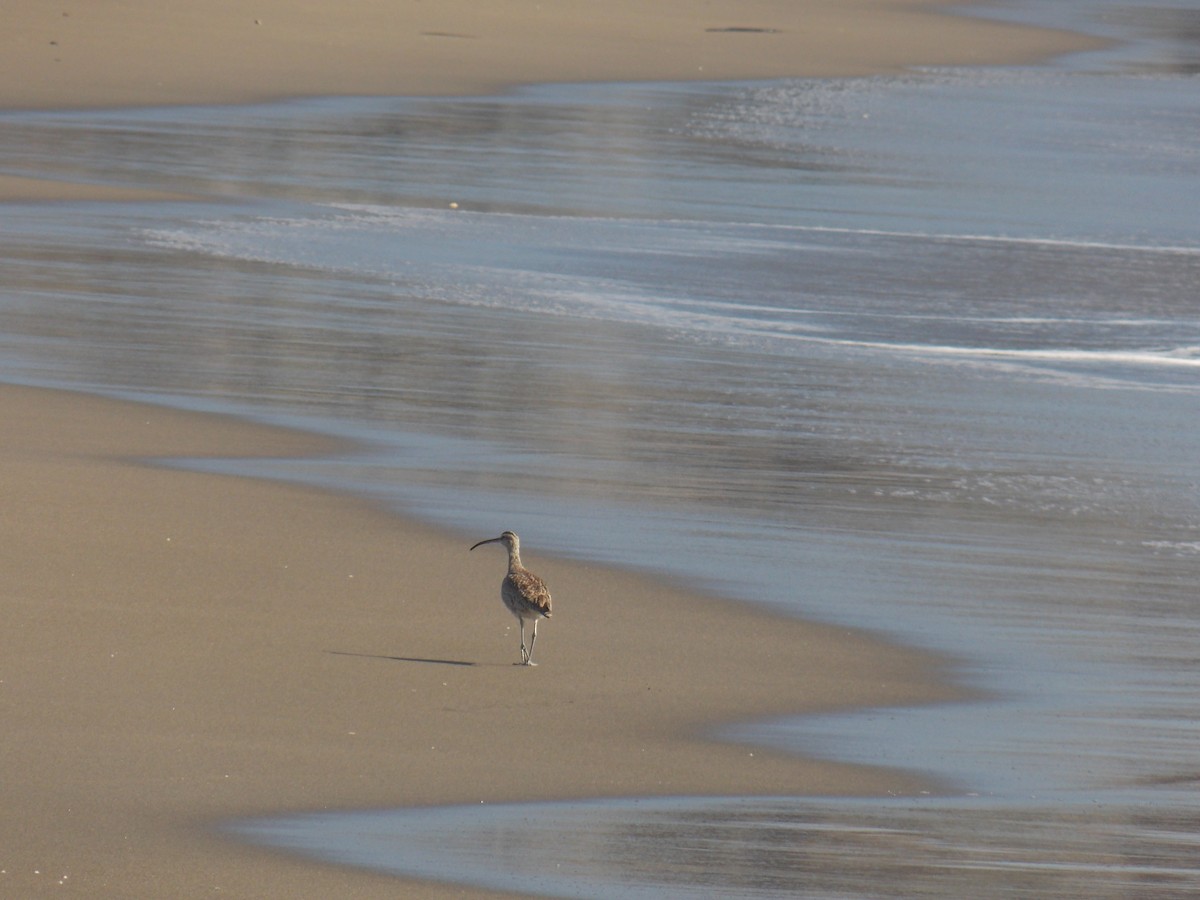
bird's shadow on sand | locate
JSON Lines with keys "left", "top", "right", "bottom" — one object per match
{"left": 326, "top": 649, "right": 478, "bottom": 667}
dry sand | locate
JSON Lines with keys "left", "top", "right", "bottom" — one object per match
{"left": 1, "top": 2, "right": 1092, "bottom": 895}
{"left": 4, "top": 0, "right": 1099, "bottom": 111}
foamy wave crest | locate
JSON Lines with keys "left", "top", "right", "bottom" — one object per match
{"left": 784, "top": 336, "right": 1200, "bottom": 391}
{"left": 774, "top": 223, "right": 1200, "bottom": 258}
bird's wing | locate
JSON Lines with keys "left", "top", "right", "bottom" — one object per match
{"left": 508, "top": 569, "right": 552, "bottom": 618}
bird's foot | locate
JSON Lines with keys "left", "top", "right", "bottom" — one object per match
{"left": 514, "top": 659, "right": 538, "bottom": 666}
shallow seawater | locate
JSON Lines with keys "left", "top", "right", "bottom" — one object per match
{"left": 233, "top": 794, "right": 1200, "bottom": 899}
{"left": 2, "top": 0, "right": 1199, "bottom": 895}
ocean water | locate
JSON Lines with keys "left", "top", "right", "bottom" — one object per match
{"left": 3, "top": 0, "right": 1199, "bottom": 895}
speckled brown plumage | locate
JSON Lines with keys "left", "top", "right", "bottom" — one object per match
{"left": 470, "top": 530, "right": 552, "bottom": 665}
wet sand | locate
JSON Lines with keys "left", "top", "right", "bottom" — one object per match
{"left": 1, "top": 2, "right": 1099, "bottom": 896}
{"left": 0, "top": 174, "right": 197, "bottom": 203}
{"left": 1, "top": 384, "right": 960, "bottom": 897}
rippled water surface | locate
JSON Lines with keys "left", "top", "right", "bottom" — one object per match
{"left": 2, "top": 0, "right": 1198, "bottom": 895}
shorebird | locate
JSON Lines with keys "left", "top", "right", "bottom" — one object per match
{"left": 469, "top": 530, "right": 552, "bottom": 666}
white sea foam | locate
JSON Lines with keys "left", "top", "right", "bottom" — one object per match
{"left": 1142, "top": 540, "right": 1200, "bottom": 556}
{"left": 806, "top": 338, "right": 1200, "bottom": 369}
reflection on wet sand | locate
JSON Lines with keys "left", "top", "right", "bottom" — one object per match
{"left": 234, "top": 794, "right": 1200, "bottom": 898}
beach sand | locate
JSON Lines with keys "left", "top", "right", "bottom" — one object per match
{"left": 2, "top": 385, "right": 960, "bottom": 897}
{"left": 4, "top": 0, "right": 1098, "bottom": 114}
{"left": 1, "top": 3, "right": 1092, "bottom": 896}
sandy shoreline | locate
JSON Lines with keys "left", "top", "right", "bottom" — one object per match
{"left": 2, "top": 384, "right": 963, "bottom": 897}
{"left": 4, "top": 1, "right": 1100, "bottom": 112}
{"left": 1, "top": 1, "right": 1102, "bottom": 203}
{"left": 1, "top": 2, "right": 1097, "bottom": 895}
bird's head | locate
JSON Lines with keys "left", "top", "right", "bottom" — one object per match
{"left": 469, "top": 530, "right": 520, "bottom": 553}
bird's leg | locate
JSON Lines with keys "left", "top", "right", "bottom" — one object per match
{"left": 518, "top": 619, "right": 529, "bottom": 664}
{"left": 526, "top": 619, "right": 538, "bottom": 665}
